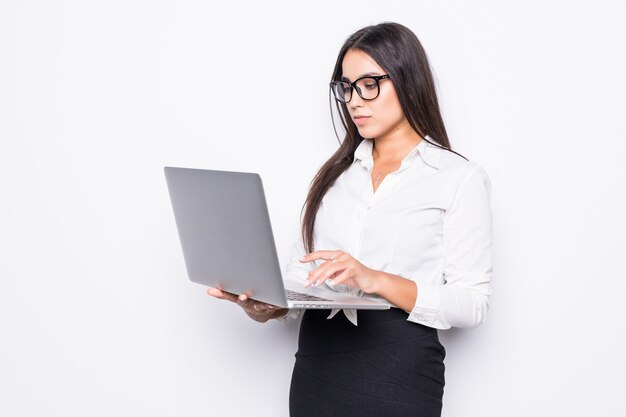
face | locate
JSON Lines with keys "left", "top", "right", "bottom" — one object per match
{"left": 339, "top": 48, "right": 407, "bottom": 140}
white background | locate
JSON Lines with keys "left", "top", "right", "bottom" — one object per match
{"left": 1, "top": 1, "right": 625, "bottom": 416}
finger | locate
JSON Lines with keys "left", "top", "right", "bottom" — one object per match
{"left": 239, "top": 297, "right": 276, "bottom": 312}
{"left": 242, "top": 305, "right": 276, "bottom": 322}
{"left": 207, "top": 287, "right": 223, "bottom": 297}
{"left": 304, "top": 252, "right": 351, "bottom": 285}
{"left": 299, "top": 250, "right": 344, "bottom": 263}
{"left": 236, "top": 295, "right": 261, "bottom": 311}
{"left": 251, "top": 300, "right": 276, "bottom": 309}
{"left": 243, "top": 301, "right": 274, "bottom": 315}
{"left": 327, "top": 267, "right": 356, "bottom": 287}
{"left": 235, "top": 295, "right": 251, "bottom": 308}
{"left": 207, "top": 287, "right": 238, "bottom": 302}
{"left": 253, "top": 303, "right": 277, "bottom": 312}
{"left": 304, "top": 261, "right": 335, "bottom": 287}
{"left": 237, "top": 294, "right": 271, "bottom": 306}
{"left": 305, "top": 260, "right": 348, "bottom": 287}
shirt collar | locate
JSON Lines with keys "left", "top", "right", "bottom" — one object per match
{"left": 353, "top": 135, "right": 441, "bottom": 171}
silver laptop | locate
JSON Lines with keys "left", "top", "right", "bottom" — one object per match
{"left": 164, "top": 166, "right": 390, "bottom": 310}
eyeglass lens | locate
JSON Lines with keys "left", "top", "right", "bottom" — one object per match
{"left": 333, "top": 78, "right": 381, "bottom": 102}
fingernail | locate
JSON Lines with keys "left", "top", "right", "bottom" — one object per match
{"left": 299, "top": 256, "right": 306, "bottom": 262}
{"left": 327, "top": 279, "right": 335, "bottom": 287}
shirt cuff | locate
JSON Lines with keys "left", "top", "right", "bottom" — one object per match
{"left": 275, "top": 308, "right": 302, "bottom": 325}
{"left": 407, "top": 282, "right": 443, "bottom": 328}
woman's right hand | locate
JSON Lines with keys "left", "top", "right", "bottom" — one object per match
{"left": 207, "top": 287, "right": 289, "bottom": 323}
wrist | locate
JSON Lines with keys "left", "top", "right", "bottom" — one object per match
{"left": 369, "top": 270, "right": 390, "bottom": 295}
{"left": 371, "top": 271, "right": 417, "bottom": 313}
{"left": 270, "top": 308, "right": 290, "bottom": 321}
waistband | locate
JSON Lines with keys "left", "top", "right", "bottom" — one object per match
{"left": 296, "top": 307, "right": 441, "bottom": 356}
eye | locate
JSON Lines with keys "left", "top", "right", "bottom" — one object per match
{"left": 338, "top": 82, "right": 350, "bottom": 91}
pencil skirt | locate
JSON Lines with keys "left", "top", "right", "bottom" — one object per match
{"left": 289, "top": 307, "right": 446, "bottom": 417}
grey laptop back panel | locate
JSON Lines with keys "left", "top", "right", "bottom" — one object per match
{"left": 164, "top": 167, "right": 289, "bottom": 307}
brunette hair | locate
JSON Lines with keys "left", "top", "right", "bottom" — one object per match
{"left": 301, "top": 22, "right": 468, "bottom": 253}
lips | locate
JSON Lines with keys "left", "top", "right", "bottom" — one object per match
{"left": 353, "top": 115, "right": 371, "bottom": 125}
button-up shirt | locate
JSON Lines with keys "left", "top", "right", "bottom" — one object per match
{"left": 280, "top": 135, "right": 493, "bottom": 330}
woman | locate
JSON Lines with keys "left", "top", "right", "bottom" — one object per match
{"left": 208, "top": 21, "right": 493, "bottom": 416}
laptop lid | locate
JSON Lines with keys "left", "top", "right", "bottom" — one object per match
{"left": 164, "top": 166, "right": 290, "bottom": 307}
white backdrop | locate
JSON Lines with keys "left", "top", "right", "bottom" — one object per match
{"left": 1, "top": 1, "right": 625, "bottom": 416}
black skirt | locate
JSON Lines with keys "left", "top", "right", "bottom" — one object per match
{"left": 289, "top": 307, "right": 446, "bottom": 417}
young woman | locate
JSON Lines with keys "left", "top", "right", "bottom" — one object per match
{"left": 208, "top": 21, "right": 493, "bottom": 417}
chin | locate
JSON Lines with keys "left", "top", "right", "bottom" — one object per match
{"left": 356, "top": 126, "right": 380, "bottom": 140}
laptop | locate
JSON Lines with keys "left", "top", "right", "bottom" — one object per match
{"left": 164, "top": 166, "right": 390, "bottom": 310}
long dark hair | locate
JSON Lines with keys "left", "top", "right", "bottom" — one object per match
{"left": 301, "top": 22, "right": 468, "bottom": 253}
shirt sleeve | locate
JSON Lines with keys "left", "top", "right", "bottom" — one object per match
{"left": 274, "top": 232, "right": 313, "bottom": 325}
{"left": 408, "top": 164, "right": 493, "bottom": 330}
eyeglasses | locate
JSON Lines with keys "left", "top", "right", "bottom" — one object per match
{"left": 329, "top": 74, "right": 391, "bottom": 103}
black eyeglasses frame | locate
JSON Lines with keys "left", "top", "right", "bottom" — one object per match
{"left": 329, "top": 74, "right": 391, "bottom": 103}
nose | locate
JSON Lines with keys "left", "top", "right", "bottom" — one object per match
{"left": 349, "top": 86, "right": 364, "bottom": 109}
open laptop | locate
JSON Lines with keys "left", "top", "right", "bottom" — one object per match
{"left": 164, "top": 166, "right": 390, "bottom": 310}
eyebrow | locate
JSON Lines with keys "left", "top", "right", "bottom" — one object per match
{"left": 340, "top": 72, "right": 382, "bottom": 82}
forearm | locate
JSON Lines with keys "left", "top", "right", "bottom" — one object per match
{"left": 370, "top": 271, "right": 417, "bottom": 313}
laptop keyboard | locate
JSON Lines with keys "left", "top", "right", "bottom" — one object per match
{"left": 285, "top": 289, "right": 332, "bottom": 302}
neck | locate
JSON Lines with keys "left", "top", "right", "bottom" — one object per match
{"left": 371, "top": 120, "right": 423, "bottom": 163}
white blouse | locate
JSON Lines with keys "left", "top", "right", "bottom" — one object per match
{"left": 280, "top": 136, "right": 493, "bottom": 330}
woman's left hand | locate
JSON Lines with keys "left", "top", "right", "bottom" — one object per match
{"left": 299, "top": 250, "right": 381, "bottom": 294}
